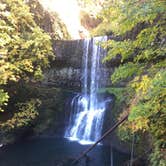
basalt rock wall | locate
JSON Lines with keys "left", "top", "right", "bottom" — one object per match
{"left": 42, "top": 38, "right": 122, "bottom": 89}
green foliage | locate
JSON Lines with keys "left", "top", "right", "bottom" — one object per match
{"left": 0, "top": 89, "right": 9, "bottom": 112}
{"left": 129, "top": 70, "right": 166, "bottom": 123}
{"left": 103, "top": 39, "right": 135, "bottom": 62}
{"left": 150, "top": 142, "right": 166, "bottom": 166}
{"left": 0, "top": 0, "right": 70, "bottom": 145}
{"left": 0, "top": 99, "right": 39, "bottom": 132}
{"left": 111, "top": 63, "right": 142, "bottom": 84}
{"left": 94, "top": 0, "right": 166, "bottom": 36}
{"left": 99, "top": 87, "right": 133, "bottom": 105}
{"left": 99, "top": 87, "right": 134, "bottom": 121}
{"left": 0, "top": 0, "right": 54, "bottom": 111}
{"left": 97, "top": 0, "right": 166, "bottom": 164}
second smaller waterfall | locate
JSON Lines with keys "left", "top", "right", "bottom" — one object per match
{"left": 65, "top": 36, "right": 108, "bottom": 144}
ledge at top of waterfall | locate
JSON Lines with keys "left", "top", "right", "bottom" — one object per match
{"left": 64, "top": 36, "right": 113, "bottom": 145}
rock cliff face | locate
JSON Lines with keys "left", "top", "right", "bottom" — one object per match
{"left": 27, "top": 0, "right": 70, "bottom": 40}
{"left": 42, "top": 40, "right": 83, "bottom": 89}
{"left": 42, "top": 38, "right": 119, "bottom": 89}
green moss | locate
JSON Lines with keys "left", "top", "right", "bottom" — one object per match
{"left": 0, "top": 99, "right": 39, "bottom": 144}
{"left": 32, "top": 87, "right": 68, "bottom": 135}
{"left": 99, "top": 87, "right": 133, "bottom": 117}
{"left": 0, "top": 85, "right": 69, "bottom": 143}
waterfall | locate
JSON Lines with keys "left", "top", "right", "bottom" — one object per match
{"left": 65, "top": 36, "right": 107, "bottom": 145}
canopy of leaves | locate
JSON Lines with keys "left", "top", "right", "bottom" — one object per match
{"left": 96, "top": 0, "right": 166, "bottom": 165}
{"left": 0, "top": 0, "right": 54, "bottom": 112}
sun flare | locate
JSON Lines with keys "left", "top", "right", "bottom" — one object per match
{"left": 39, "top": 0, "right": 89, "bottom": 39}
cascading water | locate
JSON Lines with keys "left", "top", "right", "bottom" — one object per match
{"left": 65, "top": 36, "right": 108, "bottom": 145}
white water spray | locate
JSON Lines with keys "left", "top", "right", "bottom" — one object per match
{"left": 65, "top": 36, "right": 107, "bottom": 145}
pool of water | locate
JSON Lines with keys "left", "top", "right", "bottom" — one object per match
{"left": 0, "top": 137, "right": 129, "bottom": 166}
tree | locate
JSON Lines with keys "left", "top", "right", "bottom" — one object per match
{"left": 95, "top": 0, "right": 166, "bottom": 165}
{"left": 0, "top": 0, "right": 54, "bottom": 112}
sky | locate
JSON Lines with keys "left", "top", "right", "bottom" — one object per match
{"left": 39, "top": 0, "right": 89, "bottom": 39}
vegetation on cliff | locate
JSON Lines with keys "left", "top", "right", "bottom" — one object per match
{"left": 27, "top": 0, "right": 71, "bottom": 40}
{"left": 0, "top": 0, "right": 53, "bottom": 109}
{"left": 93, "top": 0, "right": 166, "bottom": 165}
{"left": 0, "top": 0, "right": 68, "bottom": 144}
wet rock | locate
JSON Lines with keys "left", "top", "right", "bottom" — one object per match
{"left": 43, "top": 67, "right": 82, "bottom": 89}
{"left": 43, "top": 38, "right": 119, "bottom": 89}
